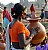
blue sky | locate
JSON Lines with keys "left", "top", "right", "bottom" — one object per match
{"left": 0, "top": 0, "right": 35, "bottom": 5}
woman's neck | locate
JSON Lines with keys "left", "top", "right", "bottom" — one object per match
{"left": 18, "top": 16, "right": 22, "bottom": 22}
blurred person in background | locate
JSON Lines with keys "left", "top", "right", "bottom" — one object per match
{"left": 3, "top": 7, "right": 12, "bottom": 34}
{"left": 3, "top": 7, "right": 12, "bottom": 28}
{"left": 30, "top": 4, "right": 35, "bottom": 18}
{"left": 30, "top": 4, "right": 37, "bottom": 19}
{"left": 40, "top": 9, "right": 44, "bottom": 19}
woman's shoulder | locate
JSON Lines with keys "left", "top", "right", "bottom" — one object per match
{"left": 18, "top": 21, "right": 24, "bottom": 25}
{"left": 17, "top": 21, "right": 25, "bottom": 26}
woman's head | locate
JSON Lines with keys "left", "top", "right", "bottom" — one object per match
{"left": 11, "top": 3, "right": 27, "bottom": 19}
{"left": 4, "top": 7, "right": 7, "bottom": 11}
{"left": 31, "top": 4, "right": 34, "bottom": 7}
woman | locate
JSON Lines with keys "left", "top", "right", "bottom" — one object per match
{"left": 6, "top": 3, "right": 39, "bottom": 50}
{"left": 30, "top": 4, "right": 35, "bottom": 18}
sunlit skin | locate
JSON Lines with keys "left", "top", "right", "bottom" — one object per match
{"left": 22, "top": 8, "right": 27, "bottom": 18}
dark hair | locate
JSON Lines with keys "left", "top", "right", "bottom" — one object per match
{"left": 41, "top": 9, "right": 44, "bottom": 11}
{"left": 4, "top": 7, "right": 7, "bottom": 9}
{"left": 31, "top": 4, "right": 34, "bottom": 7}
{"left": 11, "top": 3, "right": 26, "bottom": 19}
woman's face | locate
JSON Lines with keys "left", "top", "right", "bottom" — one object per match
{"left": 22, "top": 8, "right": 27, "bottom": 19}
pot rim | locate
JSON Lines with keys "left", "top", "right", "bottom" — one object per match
{"left": 26, "top": 17, "right": 41, "bottom": 21}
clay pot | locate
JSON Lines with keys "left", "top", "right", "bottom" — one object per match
{"left": 27, "top": 18, "right": 46, "bottom": 45}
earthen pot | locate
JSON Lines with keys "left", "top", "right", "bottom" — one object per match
{"left": 26, "top": 18, "right": 46, "bottom": 45}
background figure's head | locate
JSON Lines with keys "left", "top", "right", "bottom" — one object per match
{"left": 41, "top": 9, "right": 44, "bottom": 12}
{"left": 11, "top": 3, "right": 27, "bottom": 21}
{"left": 30, "top": 4, "right": 34, "bottom": 7}
{"left": 4, "top": 7, "right": 7, "bottom": 11}
{"left": 32, "top": 4, "right": 34, "bottom": 6}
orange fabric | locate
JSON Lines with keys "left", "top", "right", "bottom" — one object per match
{"left": 9, "top": 21, "right": 30, "bottom": 42}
